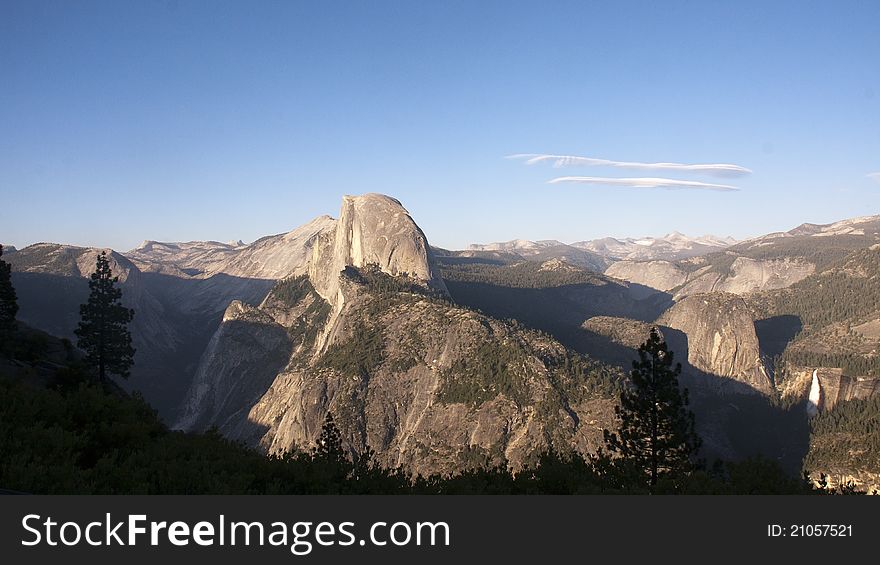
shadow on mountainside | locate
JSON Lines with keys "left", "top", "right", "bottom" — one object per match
{"left": 755, "top": 314, "right": 803, "bottom": 378}
{"left": 444, "top": 279, "right": 670, "bottom": 343}
{"left": 570, "top": 322, "right": 812, "bottom": 475}
{"left": 443, "top": 276, "right": 812, "bottom": 474}
{"left": 11, "top": 270, "right": 275, "bottom": 421}
{"left": 660, "top": 326, "right": 811, "bottom": 475}
{"left": 176, "top": 317, "right": 292, "bottom": 449}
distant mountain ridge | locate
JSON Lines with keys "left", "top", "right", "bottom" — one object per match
{"left": 573, "top": 231, "right": 737, "bottom": 261}
{"left": 467, "top": 231, "right": 737, "bottom": 263}
{"left": 605, "top": 214, "right": 880, "bottom": 299}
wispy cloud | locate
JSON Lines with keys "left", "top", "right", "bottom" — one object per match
{"left": 868, "top": 172, "right": 880, "bottom": 184}
{"left": 548, "top": 176, "right": 740, "bottom": 192}
{"left": 508, "top": 153, "right": 752, "bottom": 177}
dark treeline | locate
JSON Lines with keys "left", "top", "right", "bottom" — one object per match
{"left": 782, "top": 349, "right": 880, "bottom": 377}
{"left": 805, "top": 395, "right": 880, "bottom": 476}
{"left": 341, "top": 264, "right": 447, "bottom": 298}
{"left": 272, "top": 274, "right": 319, "bottom": 307}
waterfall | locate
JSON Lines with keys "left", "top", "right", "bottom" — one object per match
{"left": 807, "top": 369, "right": 821, "bottom": 417}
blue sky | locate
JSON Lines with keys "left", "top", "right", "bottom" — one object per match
{"left": 2, "top": 0, "right": 879, "bottom": 251}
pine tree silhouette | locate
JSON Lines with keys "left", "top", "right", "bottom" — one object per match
{"left": 0, "top": 245, "right": 18, "bottom": 345}
{"left": 313, "top": 412, "right": 348, "bottom": 467}
{"left": 75, "top": 251, "right": 135, "bottom": 381}
{"left": 603, "top": 327, "right": 701, "bottom": 490}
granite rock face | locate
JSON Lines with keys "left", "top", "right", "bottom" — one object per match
{"left": 658, "top": 292, "right": 774, "bottom": 395}
{"left": 675, "top": 257, "right": 815, "bottom": 298}
{"left": 605, "top": 260, "right": 689, "bottom": 292}
{"left": 781, "top": 366, "right": 880, "bottom": 412}
{"left": 309, "top": 194, "right": 447, "bottom": 305}
{"left": 606, "top": 257, "right": 815, "bottom": 298}
{"left": 252, "top": 287, "right": 615, "bottom": 475}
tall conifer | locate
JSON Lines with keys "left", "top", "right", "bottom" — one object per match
{"left": 75, "top": 251, "right": 135, "bottom": 381}
{"left": 0, "top": 245, "right": 19, "bottom": 345}
{"left": 603, "top": 327, "right": 700, "bottom": 490}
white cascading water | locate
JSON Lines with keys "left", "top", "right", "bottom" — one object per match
{"left": 806, "top": 369, "right": 821, "bottom": 417}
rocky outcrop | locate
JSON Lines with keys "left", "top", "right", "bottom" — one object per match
{"left": 605, "top": 260, "right": 689, "bottom": 292}
{"left": 206, "top": 216, "right": 336, "bottom": 280}
{"left": 178, "top": 275, "right": 619, "bottom": 476}
{"left": 582, "top": 316, "right": 658, "bottom": 350}
{"left": 726, "top": 256, "right": 815, "bottom": 293}
{"left": 658, "top": 292, "right": 774, "bottom": 395}
{"left": 308, "top": 194, "right": 447, "bottom": 305}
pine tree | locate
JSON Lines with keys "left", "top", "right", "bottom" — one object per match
{"left": 313, "top": 412, "right": 348, "bottom": 467}
{"left": 0, "top": 244, "right": 18, "bottom": 344}
{"left": 311, "top": 412, "right": 354, "bottom": 490}
{"left": 75, "top": 251, "right": 135, "bottom": 381}
{"left": 603, "top": 327, "right": 701, "bottom": 490}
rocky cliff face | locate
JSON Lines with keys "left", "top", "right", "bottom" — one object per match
{"left": 658, "top": 293, "right": 774, "bottom": 395}
{"left": 780, "top": 366, "right": 880, "bottom": 412}
{"left": 605, "top": 260, "right": 689, "bottom": 292}
{"left": 676, "top": 257, "right": 815, "bottom": 298}
{"left": 308, "top": 194, "right": 447, "bottom": 305}
{"left": 174, "top": 300, "right": 295, "bottom": 437}
{"left": 606, "top": 257, "right": 815, "bottom": 298}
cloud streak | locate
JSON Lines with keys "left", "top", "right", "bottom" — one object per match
{"left": 548, "top": 176, "right": 740, "bottom": 192}
{"left": 508, "top": 153, "right": 752, "bottom": 177}
{"left": 868, "top": 172, "right": 880, "bottom": 184}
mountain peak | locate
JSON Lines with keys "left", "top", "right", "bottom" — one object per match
{"left": 308, "top": 193, "right": 447, "bottom": 303}
{"left": 342, "top": 193, "right": 405, "bottom": 210}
